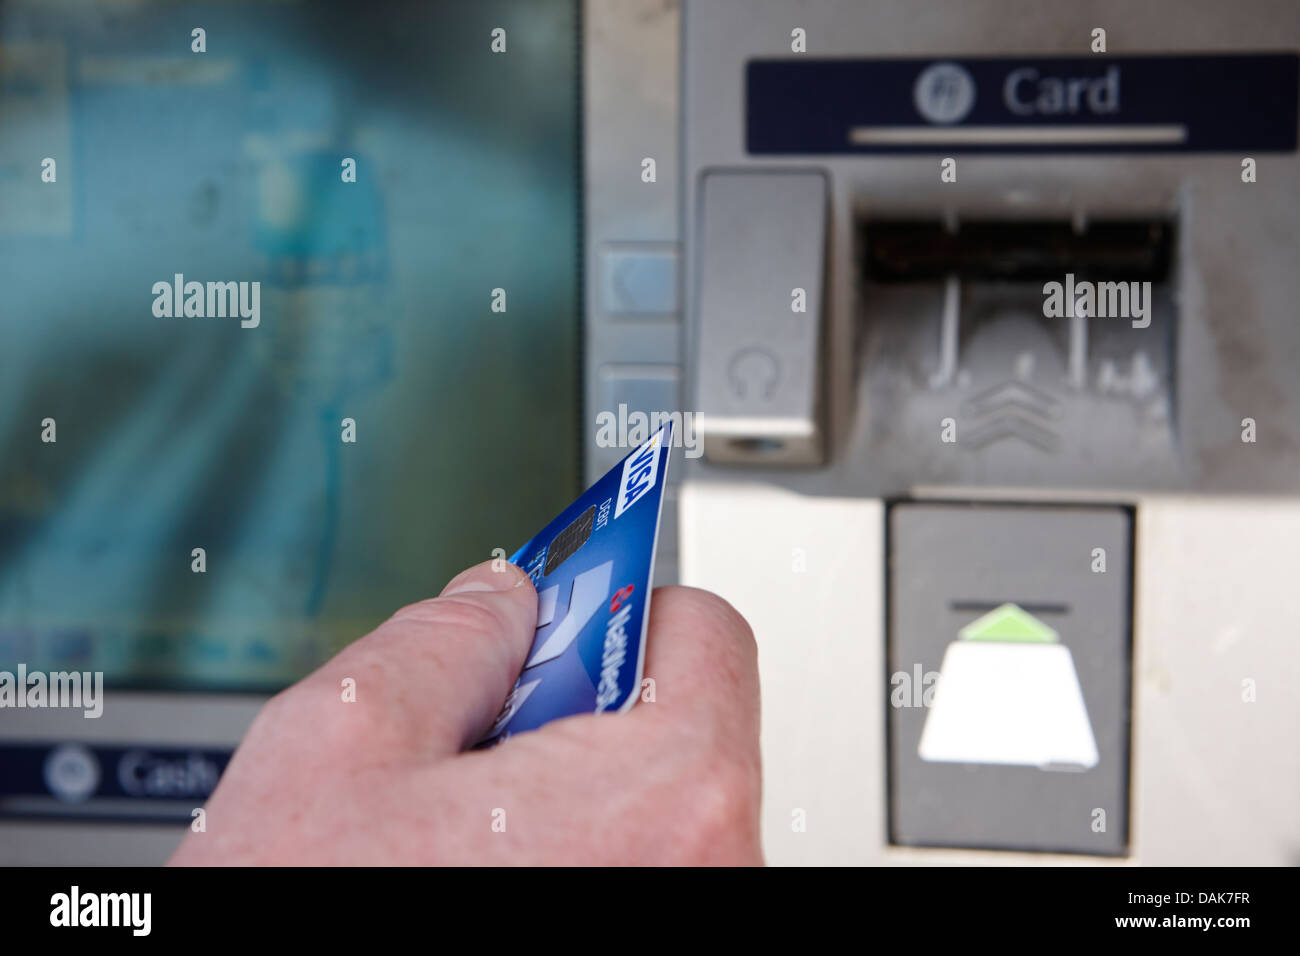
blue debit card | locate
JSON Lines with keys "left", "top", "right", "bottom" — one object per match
{"left": 478, "top": 422, "right": 673, "bottom": 745}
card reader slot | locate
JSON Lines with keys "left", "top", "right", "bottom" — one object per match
{"left": 863, "top": 219, "right": 1173, "bottom": 282}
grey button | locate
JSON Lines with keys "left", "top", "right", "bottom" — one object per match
{"left": 888, "top": 502, "right": 1132, "bottom": 856}
{"left": 694, "top": 171, "right": 826, "bottom": 465}
{"left": 601, "top": 245, "right": 680, "bottom": 316}
{"left": 594, "top": 365, "right": 681, "bottom": 474}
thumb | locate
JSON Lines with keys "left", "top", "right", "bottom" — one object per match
{"left": 309, "top": 560, "right": 538, "bottom": 757}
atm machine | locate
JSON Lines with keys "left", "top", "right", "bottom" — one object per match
{"left": 585, "top": 0, "right": 1299, "bottom": 864}
{"left": 2, "top": 0, "right": 1297, "bottom": 866}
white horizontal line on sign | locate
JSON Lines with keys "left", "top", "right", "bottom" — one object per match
{"left": 848, "top": 124, "right": 1188, "bottom": 145}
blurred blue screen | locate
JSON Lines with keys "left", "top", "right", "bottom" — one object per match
{"left": 0, "top": 0, "right": 581, "bottom": 690}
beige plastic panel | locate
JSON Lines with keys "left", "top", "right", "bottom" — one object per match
{"left": 680, "top": 482, "right": 1300, "bottom": 865}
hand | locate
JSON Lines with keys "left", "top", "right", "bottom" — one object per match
{"left": 169, "top": 560, "right": 763, "bottom": 865}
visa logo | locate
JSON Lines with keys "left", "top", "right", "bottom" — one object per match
{"left": 614, "top": 428, "right": 664, "bottom": 519}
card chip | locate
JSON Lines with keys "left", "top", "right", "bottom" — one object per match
{"left": 543, "top": 504, "right": 596, "bottom": 576}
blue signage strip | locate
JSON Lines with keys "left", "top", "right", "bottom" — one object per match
{"left": 0, "top": 743, "right": 232, "bottom": 824}
{"left": 747, "top": 54, "right": 1298, "bottom": 153}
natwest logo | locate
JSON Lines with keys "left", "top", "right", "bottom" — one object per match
{"left": 610, "top": 583, "right": 635, "bottom": 613}
{"left": 913, "top": 62, "right": 976, "bottom": 124}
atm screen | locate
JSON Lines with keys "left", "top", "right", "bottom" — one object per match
{"left": 0, "top": 0, "right": 581, "bottom": 691}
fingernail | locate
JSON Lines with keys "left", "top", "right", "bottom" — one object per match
{"left": 442, "top": 562, "right": 526, "bottom": 596}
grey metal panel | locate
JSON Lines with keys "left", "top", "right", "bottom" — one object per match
{"left": 0, "top": 823, "right": 185, "bottom": 866}
{"left": 888, "top": 502, "right": 1131, "bottom": 856}
{"left": 583, "top": 0, "right": 683, "bottom": 489}
{"left": 583, "top": 0, "right": 684, "bottom": 586}
{"left": 0, "top": 692, "right": 264, "bottom": 745}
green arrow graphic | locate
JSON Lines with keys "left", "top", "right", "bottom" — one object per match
{"left": 958, "top": 602, "right": 1058, "bottom": 643}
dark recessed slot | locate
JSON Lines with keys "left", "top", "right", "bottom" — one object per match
{"left": 729, "top": 437, "right": 787, "bottom": 454}
{"left": 949, "top": 601, "right": 1071, "bottom": 615}
{"left": 862, "top": 219, "right": 1173, "bottom": 283}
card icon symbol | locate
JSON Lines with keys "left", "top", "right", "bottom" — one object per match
{"left": 918, "top": 603, "right": 1099, "bottom": 771}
